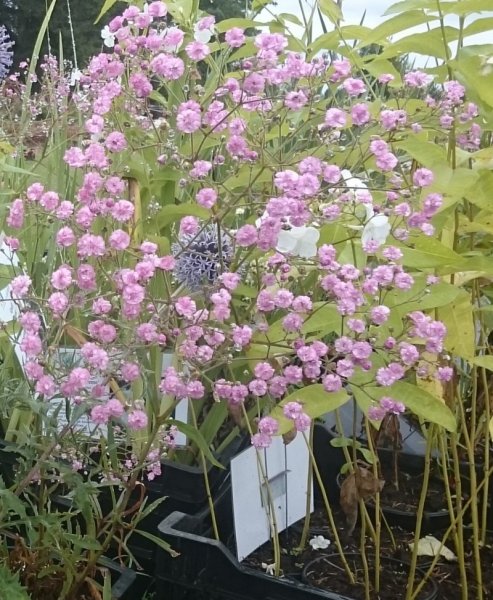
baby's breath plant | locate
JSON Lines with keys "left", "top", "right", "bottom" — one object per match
{"left": 0, "top": 0, "right": 493, "bottom": 596}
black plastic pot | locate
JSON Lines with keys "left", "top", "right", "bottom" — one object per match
{"left": 97, "top": 556, "right": 139, "bottom": 599}
{"left": 336, "top": 456, "right": 451, "bottom": 534}
{"left": 156, "top": 504, "right": 351, "bottom": 600}
{"left": 117, "top": 433, "right": 249, "bottom": 569}
{"left": 302, "top": 554, "right": 438, "bottom": 600}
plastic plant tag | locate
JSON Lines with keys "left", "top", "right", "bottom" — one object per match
{"left": 231, "top": 433, "right": 313, "bottom": 561}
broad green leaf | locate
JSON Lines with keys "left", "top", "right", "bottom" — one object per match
{"left": 216, "top": 18, "right": 261, "bottom": 33}
{"left": 397, "top": 136, "right": 448, "bottom": 169}
{"left": 399, "top": 236, "right": 467, "bottom": 269}
{"left": 473, "top": 356, "right": 493, "bottom": 371}
{"left": 463, "top": 17, "right": 493, "bottom": 37}
{"left": 157, "top": 204, "right": 210, "bottom": 229}
{"left": 318, "top": 0, "right": 343, "bottom": 23}
{"left": 384, "top": 0, "right": 440, "bottom": 15}
{"left": 361, "top": 382, "right": 456, "bottom": 432}
{"left": 302, "top": 302, "right": 342, "bottom": 335}
{"left": 168, "top": 419, "right": 224, "bottom": 469}
{"left": 357, "top": 10, "right": 437, "bottom": 47}
{"left": 380, "top": 27, "right": 458, "bottom": 60}
{"left": 308, "top": 31, "right": 340, "bottom": 55}
{"left": 442, "top": 0, "right": 493, "bottom": 15}
{"left": 436, "top": 291, "right": 475, "bottom": 360}
{"left": 465, "top": 170, "right": 493, "bottom": 210}
{"left": 384, "top": 280, "right": 460, "bottom": 314}
{"left": 271, "top": 385, "right": 349, "bottom": 434}
{"left": 455, "top": 48, "right": 493, "bottom": 109}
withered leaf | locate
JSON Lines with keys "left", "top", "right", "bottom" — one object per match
{"left": 282, "top": 428, "right": 297, "bottom": 445}
{"left": 340, "top": 466, "right": 384, "bottom": 535}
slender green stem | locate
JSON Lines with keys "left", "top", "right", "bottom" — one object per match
{"left": 189, "top": 399, "right": 220, "bottom": 541}
{"left": 405, "top": 426, "right": 434, "bottom": 600}
{"left": 240, "top": 403, "right": 281, "bottom": 577}
{"left": 298, "top": 423, "right": 314, "bottom": 550}
{"left": 359, "top": 499, "right": 371, "bottom": 600}
{"left": 302, "top": 431, "right": 355, "bottom": 583}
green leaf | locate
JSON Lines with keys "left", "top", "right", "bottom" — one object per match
{"left": 385, "top": 280, "right": 460, "bottom": 315}
{"left": 381, "top": 27, "right": 458, "bottom": 60}
{"left": 441, "top": 0, "right": 493, "bottom": 15}
{"left": 465, "top": 170, "right": 493, "bottom": 210}
{"left": 302, "top": 303, "right": 342, "bottom": 335}
{"left": 318, "top": 0, "right": 343, "bottom": 23}
{"left": 95, "top": 0, "right": 120, "bottom": 23}
{"left": 357, "top": 10, "right": 437, "bottom": 47}
{"left": 64, "top": 533, "right": 102, "bottom": 550}
{"left": 270, "top": 385, "right": 349, "bottom": 435}
{"left": 363, "top": 382, "right": 456, "bottom": 432}
{"left": 399, "top": 236, "right": 467, "bottom": 269}
{"left": 0, "top": 162, "right": 37, "bottom": 177}
{"left": 436, "top": 290, "right": 475, "bottom": 360}
{"left": 216, "top": 18, "right": 261, "bottom": 33}
{"left": 102, "top": 571, "right": 112, "bottom": 600}
{"left": 133, "top": 529, "right": 179, "bottom": 557}
{"left": 168, "top": 419, "right": 224, "bottom": 469}
{"left": 397, "top": 136, "right": 448, "bottom": 169}
{"left": 463, "top": 17, "right": 493, "bottom": 37}
{"left": 157, "top": 204, "right": 210, "bottom": 229}
{"left": 384, "top": 0, "right": 438, "bottom": 15}
{"left": 308, "top": 31, "right": 340, "bottom": 55}
{"left": 20, "top": 0, "right": 58, "bottom": 132}
{"left": 473, "top": 356, "right": 493, "bottom": 371}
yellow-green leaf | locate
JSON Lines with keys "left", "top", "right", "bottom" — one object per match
{"left": 436, "top": 291, "right": 475, "bottom": 360}
{"left": 271, "top": 385, "right": 349, "bottom": 435}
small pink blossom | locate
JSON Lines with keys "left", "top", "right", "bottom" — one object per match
{"left": 128, "top": 409, "right": 148, "bottom": 430}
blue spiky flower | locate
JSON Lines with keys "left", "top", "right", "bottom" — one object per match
{"left": 0, "top": 26, "right": 14, "bottom": 81}
{"left": 172, "top": 225, "right": 234, "bottom": 291}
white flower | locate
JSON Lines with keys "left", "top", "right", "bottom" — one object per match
{"left": 261, "top": 562, "right": 276, "bottom": 575}
{"left": 341, "top": 171, "right": 390, "bottom": 247}
{"left": 276, "top": 226, "right": 320, "bottom": 258}
{"left": 193, "top": 24, "right": 214, "bottom": 43}
{"left": 101, "top": 26, "right": 115, "bottom": 48}
{"left": 256, "top": 212, "right": 320, "bottom": 258}
{"left": 361, "top": 212, "right": 391, "bottom": 247}
{"left": 341, "top": 169, "right": 372, "bottom": 205}
{"left": 309, "top": 535, "right": 331, "bottom": 550}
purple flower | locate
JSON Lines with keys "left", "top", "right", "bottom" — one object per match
{"left": 0, "top": 26, "right": 13, "bottom": 81}
{"left": 172, "top": 226, "right": 234, "bottom": 291}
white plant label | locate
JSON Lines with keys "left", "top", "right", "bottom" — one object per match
{"left": 231, "top": 433, "right": 313, "bottom": 561}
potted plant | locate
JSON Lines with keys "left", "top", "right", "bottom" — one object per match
{"left": 2, "top": 0, "right": 493, "bottom": 598}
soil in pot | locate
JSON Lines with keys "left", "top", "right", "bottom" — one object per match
{"left": 302, "top": 553, "right": 437, "bottom": 600}
{"left": 430, "top": 529, "right": 493, "bottom": 598}
{"left": 242, "top": 505, "right": 439, "bottom": 580}
{"left": 377, "top": 468, "right": 446, "bottom": 514}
